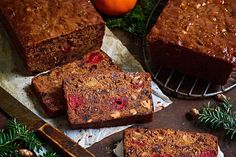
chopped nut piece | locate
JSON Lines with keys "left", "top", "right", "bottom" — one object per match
{"left": 130, "top": 109, "right": 137, "bottom": 115}
{"left": 182, "top": 135, "right": 195, "bottom": 144}
{"left": 131, "top": 94, "right": 137, "bottom": 100}
{"left": 87, "top": 119, "right": 93, "bottom": 123}
{"left": 191, "top": 108, "right": 200, "bottom": 116}
{"left": 141, "top": 100, "right": 152, "bottom": 110}
{"left": 85, "top": 78, "right": 99, "bottom": 87}
{"left": 141, "top": 152, "right": 148, "bottom": 157}
{"left": 186, "top": 108, "right": 199, "bottom": 121}
{"left": 137, "top": 88, "right": 142, "bottom": 92}
{"left": 132, "top": 76, "right": 141, "bottom": 84}
{"left": 134, "top": 131, "right": 142, "bottom": 139}
{"left": 18, "top": 149, "right": 33, "bottom": 157}
{"left": 216, "top": 94, "right": 227, "bottom": 101}
{"left": 111, "top": 111, "right": 121, "bottom": 119}
{"left": 158, "top": 136, "right": 164, "bottom": 140}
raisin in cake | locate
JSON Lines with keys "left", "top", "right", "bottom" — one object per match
{"left": 124, "top": 128, "right": 218, "bottom": 157}
{"left": 147, "top": 0, "right": 236, "bottom": 85}
{"left": 0, "top": 0, "right": 105, "bottom": 74}
{"left": 32, "top": 50, "right": 120, "bottom": 117}
{"left": 63, "top": 72, "right": 153, "bottom": 129}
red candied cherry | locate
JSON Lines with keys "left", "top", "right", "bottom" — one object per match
{"left": 199, "top": 150, "right": 216, "bottom": 157}
{"left": 87, "top": 52, "right": 104, "bottom": 64}
{"left": 151, "top": 154, "right": 160, "bottom": 157}
{"left": 61, "top": 42, "right": 71, "bottom": 53}
{"left": 109, "top": 97, "right": 128, "bottom": 111}
{"left": 131, "top": 82, "right": 144, "bottom": 90}
{"left": 67, "top": 93, "right": 85, "bottom": 109}
{"left": 130, "top": 139, "right": 145, "bottom": 147}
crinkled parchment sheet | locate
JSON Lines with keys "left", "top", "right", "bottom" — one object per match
{"left": 0, "top": 25, "right": 172, "bottom": 148}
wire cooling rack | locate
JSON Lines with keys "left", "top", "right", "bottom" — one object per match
{"left": 143, "top": 0, "right": 236, "bottom": 99}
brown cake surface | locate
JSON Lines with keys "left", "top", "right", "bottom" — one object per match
{"left": 124, "top": 128, "right": 218, "bottom": 157}
{"left": 63, "top": 72, "right": 153, "bottom": 129}
{"left": 32, "top": 50, "right": 120, "bottom": 117}
{"left": 0, "top": 0, "right": 105, "bottom": 74}
{"left": 147, "top": 0, "right": 236, "bottom": 85}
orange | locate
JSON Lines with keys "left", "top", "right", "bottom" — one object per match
{"left": 93, "top": 0, "right": 137, "bottom": 16}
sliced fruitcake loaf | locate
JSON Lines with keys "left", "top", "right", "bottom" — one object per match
{"left": 32, "top": 50, "right": 120, "bottom": 117}
{"left": 63, "top": 72, "right": 153, "bottom": 129}
{"left": 124, "top": 128, "right": 218, "bottom": 157}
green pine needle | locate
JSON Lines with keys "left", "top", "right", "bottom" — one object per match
{"left": 39, "top": 152, "right": 60, "bottom": 157}
{"left": 0, "top": 119, "right": 59, "bottom": 157}
{"left": 106, "top": 0, "right": 156, "bottom": 36}
{"left": 197, "top": 96, "right": 236, "bottom": 140}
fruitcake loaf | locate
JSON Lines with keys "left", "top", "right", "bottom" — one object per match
{"left": 0, "top": 0, "right": 105, "bottom": 74}
{"left": 124, "top": 128, "right": 218, "bottom": 157}
{"left": 147, "top": 0, "right": 236, "bottom": 85}
{"left": 32, "top": 50, "right": 120, "bottom": 117}
{"left": 63, "top": 72, "right": 153, "bottom": 129}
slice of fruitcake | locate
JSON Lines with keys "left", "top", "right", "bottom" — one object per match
{"left": 63, "top": 72, "right": 153, "bottom": 129}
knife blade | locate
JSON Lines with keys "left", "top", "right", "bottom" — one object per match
{"left": 0, "top": 86, "right": 95, "bottom": 157}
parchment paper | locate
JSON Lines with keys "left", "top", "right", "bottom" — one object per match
{"left": 0, "top": 24, "right": 172, "bottom": 148}
{"left": 113, "top": 141, "right": 224, "bottom": 157}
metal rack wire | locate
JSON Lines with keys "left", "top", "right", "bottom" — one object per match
{"left": 143, "top": 1, "right": 236, "bottom": 99}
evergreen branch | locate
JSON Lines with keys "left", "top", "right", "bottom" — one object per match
{"left": 106, "top": 0, "right": 156, "bottom": 36}
{"left": 219, "top": 96, "right": 232, "bottom": 114}
{"left": 0, "top": 119, "right": 59, "bottom": 157}
{"left": 195, "top": 95, "right": 236, "bottom": 140}
{"left": 6, "top": 119, "right": 42, "bottom": 151}
{"left": 39, "top": 152, "right": 60, "bottom": 157}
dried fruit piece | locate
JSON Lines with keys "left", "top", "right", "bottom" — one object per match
{"left": 110, "top": 97, "right": 128, "bottom": 111}
{"left": 132, "top": 81, "right": 144, "bottom": 90}
{"left": 131, "top": 139, "right": 145, "bottom": 146}
{"left": 87, "top": 52, "right": 104, "bottom": 64}
{"left": 61, "top": 42, "right": 71, "bottom": 53}
{"left": 152, "top": 144, "right": 162, "bottom": 154}
{"left": 151, "top": 153, "right": 159, "bottom": 157}
{"left": 150, "top": 153, "right": 172, "bottom": 157}
{"left": 199, "top": 150, "right": 216, "bottom": 157}
{"left": 67, "top": 93, "right": 85, "bottom": 109}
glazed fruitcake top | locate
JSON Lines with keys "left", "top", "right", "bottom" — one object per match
{"left": 147, "top": 0, "right": 236, "bottom": 64}
{"left": 63, "top": 72, "right": 153, "bottom": 127}
{"left": 124, "top": 128, "right": 218, "bottom": 157}
{"left": 0, "top": 0, "right": 104, "bottom": 46}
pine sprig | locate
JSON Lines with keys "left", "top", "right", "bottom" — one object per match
{"left": 106, "top": 0, "right": 156, "bottom": 36}
{"left": 39, "top": 152, "right": 60, "bottom": 157}
{"left": 197, "top": 95, "right": 236, "bottom": 139}
{"left": 6, "top": 119, "right": 42, "bottom": 151}
{"left": 0, "top": 119, "right": 59, "bottom": 157}
{"left": 0, "top": 127, "right": 20, "bottom": 156}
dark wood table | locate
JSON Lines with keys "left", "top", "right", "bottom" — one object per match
{"left": 0, "top": 29, "right": 235, "bottom": 156}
